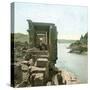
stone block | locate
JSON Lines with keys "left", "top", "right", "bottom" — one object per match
{"left": 29, "top": 66, "right": 46, "bottom": 74}
{"left": 30, "top": 73, "right": 44, "bottom": 86}
{"left": 35, "top": 58, "right": 48, "bottom": 68}
{"left": 34, "top": 73, "right": 44, "bottom": 86}
{"left": 21, "top": 64, "right": 29, "bottom": 71}
{"left": 22, "top": 72, "right": 29, "bottom": 82}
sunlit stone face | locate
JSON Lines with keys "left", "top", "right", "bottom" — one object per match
{"left": 40, "top": 38, "right": 43, "bottom": 41}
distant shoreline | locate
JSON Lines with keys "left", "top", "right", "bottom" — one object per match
{"left": 67, "top": 32, "right": 88, "bottom": 54}
{"left": 13, "top": 33, "right": 77, "bottom": 43}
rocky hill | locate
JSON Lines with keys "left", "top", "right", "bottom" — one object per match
{"left": 68, "top": 32, "right": 88, "bottom": 54}
{"left": 14, "top": 33, "right": 29, "bottom": 43}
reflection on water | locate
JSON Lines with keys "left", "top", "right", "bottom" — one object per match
{"left": 55, "top": 43, "right": 88, "bottom": 83}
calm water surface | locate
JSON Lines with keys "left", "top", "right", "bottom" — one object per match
{"left": 55, "top": 43, "right": 88, "bottom": 83}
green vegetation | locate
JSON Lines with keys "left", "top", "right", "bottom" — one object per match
{"left": 69, "top": 32, "right": 88, "bottom": 54}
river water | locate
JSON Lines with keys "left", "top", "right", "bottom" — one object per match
{"left": 55, "top": 43, "right": 88, "bottom": 83}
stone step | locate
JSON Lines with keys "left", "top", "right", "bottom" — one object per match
{"left": 33, "top": 55, "right": 49, "bottom": 58}
{"left": 35, "top": 58, "right": 49, "bottom": 68}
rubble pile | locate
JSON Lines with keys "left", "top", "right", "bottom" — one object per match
{"left": 13, "top": 42, "right": 79, "bottom": 87}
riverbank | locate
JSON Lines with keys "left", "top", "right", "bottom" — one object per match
{"left": 56, "top": 43, "right": 88, "bottom": 83}
{"left": 59, "top": 69, "right": 80, "bottom": 85}
{"left": 68, "top": 49, "right": 88, "bottom": 55}
{"left": 51, "top": 67, "right": 80, "bottom": 85}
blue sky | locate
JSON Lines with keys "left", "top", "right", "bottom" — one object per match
{"left": 14, "top": 2, "right": 88, "bottom": 40}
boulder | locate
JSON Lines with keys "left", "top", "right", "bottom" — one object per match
{"left": 21, "top": 64, "right": 29, "bottom": 71}
{"left": 21, "top": 59, "right": 34, "bottom": 66}
{"left": 29, "top": 66, "right": 49, "bottom": 82}
{"left": 34, "top": 73, "right": 44, "bottom": 86}
{"left": 22, "top": 71, "right": 29, "bottom": 82}
{"left": 21, "top": 61, "right": 29, "bottom": 65}
{"left": 28, "top": 59, "right": 34, "bottom": 66}
{"left": 30, "top": 73, "right": 44, "bottom": 86}
{"left": 21, "top": 64, "right": 29, "bottom": 82}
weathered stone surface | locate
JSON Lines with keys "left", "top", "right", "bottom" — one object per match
{"left": 14, "top": 63, "right": 22, "bottom": 85}
{"left": 47, "top": 81, "right": 52, "bottom": 86}
{"left": 58, "top": 69, "right": 80, "bottom": 85}
{"left": 39, "top": 55, "right": 49, "bottom": 58}
{"left": 20, "top": 63, "right": 30, "bottom": 83}
{"left": 20, "top": 63, "right": 29, "bottom": 83}
{"left": 35, "top": 58, "right": 48, "bottom": 68}
{"left": 21, "top": 64, "right": 29, "bottom": 71}
{"left": 30, "top": 73, "right": 44, "bottom": 86}
{"left": 29, "top": 65, "right": 49, "bottom": 82}
{"left": 29, "top": 66, "right": 46, "bottom": 73}
{"left": 21, "top": 59, "right": 34, "bottom": 66}
{"left": 22, "top": 72, "right": 29, "bottom": 82}
{"left": 34, "top": 58, "right": 49, "bottom": 80}
{"left": 15, "top": 81, "right": 29, "bottom": 87}
{"left": 34, "top": 73, "right": 44, "bottom": 86}
{"left": 21, "top": 61, "right": 29, "bottom": 65}
{"left": 28, "top": 59, "right": 34, "bottom": 66}
{"left": 57, "top": 72, "right": 64, "bottom": 85}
